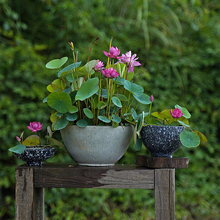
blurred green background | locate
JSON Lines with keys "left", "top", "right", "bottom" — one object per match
{"left": 0, "top": 0, "right": 220, "bottom": 219}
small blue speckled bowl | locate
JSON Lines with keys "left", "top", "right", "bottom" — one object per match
{"left": 13, "top": 146, "right": 56, "bottom": 166}
{"left": 140, "top": 125, "right": 184, "bottom": 158}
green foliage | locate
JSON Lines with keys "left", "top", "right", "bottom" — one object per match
{"left": 44, "top": 48, "right": 149, "bottom": 131}
{"left": 180, "top": 130, "right": 200, "bottom": 148}
{"left": 8, "top": 145, "right": 26, "bottom": 154}
{"left": 45, "top": 57, "right": 68, "bottom": 69}
{"left": 1, "top": 0, "right": 220, "bottom": 219}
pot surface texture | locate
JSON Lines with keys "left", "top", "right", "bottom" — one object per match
{"left": 61, "top": 125, "right": 134, "bottom": 166}
{"left": 140, "top": 125, "right": 184, "bottom": 158}
{"left": 13, "top": 146, "right": 56, "bottom": 166}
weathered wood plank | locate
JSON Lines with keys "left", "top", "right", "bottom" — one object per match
{"left": 33, "top": 164, "right": 154, "bottom": 189}
{"left": 15, "top": 167, "right": 34, "bottom": 220}
{"left": 15, "top": 167, "right": 45, "bottom": 220}
{"left": 34, "top": 188, "right": 44, "bottom": 220}
{"left": 155, "top": 169, "right": 175, "bottom": 220}
{"left": 136, "top": 155, "right": 189, "bottom": 168}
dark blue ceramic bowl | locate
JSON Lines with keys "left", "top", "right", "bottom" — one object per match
{"left": 13, "top": 146, "right": 56, "bottom": 166}
{"left": 140, "top": 125, "right": 184, "bottom": 158}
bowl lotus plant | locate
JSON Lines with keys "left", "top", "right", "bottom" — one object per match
{"left": 9, "top": 122, "right": 64, "bottom": 154}
{"left": 135, "top": 96, "right": 208, "bottom": 150}
{"left": 43, "top": 39, "right": 151, "bottom": 132}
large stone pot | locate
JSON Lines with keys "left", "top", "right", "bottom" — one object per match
{"left": 140, "top": 125, "right": 184, "bottom": 158}
{"left": 60, "top": 125, "right": 134, "bottom": 166}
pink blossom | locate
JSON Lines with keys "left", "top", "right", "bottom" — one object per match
{"left": 170, "top": 108, "right": 183, "bottom": 118}
{"left": 103, "top": 46, "right": 120, "bottom": 59}
{"left": 150, "top": 95, "right": 154, "bottom": 102}
{"left": 101, "top": 68, "right": 119, "bottom": 78}
{"left": 118, "top": 51, "right": 141, "bottom": 73}
{"left": 27, "top": 122, "right": 43, "bottom": 132}
{"left": 16, "top": 136, "right": 21, "bottom": 142}
{"left": 94, "top": 60, "right": 104, "bottom": 72}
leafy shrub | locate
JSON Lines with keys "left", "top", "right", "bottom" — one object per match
{"left": 1, "top": 0, "right": 220, "bottom": 219}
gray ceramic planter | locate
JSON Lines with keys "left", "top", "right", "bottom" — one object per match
{"left": 13, "top": 146, "right": 56, "bottom": 166}
{"left": 60, "top": 125, "right": 134, "bottom": 166}
{"left": 140, "top": 125, "right": 184, "bottom": 158}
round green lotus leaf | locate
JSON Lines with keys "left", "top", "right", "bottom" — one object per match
{"left": 112, "top": 96, "right": 122, "bottom": 108}
{"left": 84, "top": 60, "right": 97, "bottom": 73}
{"left": 9, "top": 144, "right": 26, "bottom": 154}
{"left": 83, "top": 108, "right": 94, "bottom": 119}
{"left": 76, "top": 119, "right": 88, "bottom": 128}
{"left": 58, "top": 62, "right": 81, "bottom": 77}
{"left": 47, "top": 92, "right": 72, "bottom": 113}
{"left": 56, "top": 112, "right": 63, "bottom": 117}
{"left": 112, "top": 114, "right": 121, "bottom": 123}
{"left": 22, "top": 135, "right": 41, "bottom": 146}
{"left": 115, "top": 94, "right": 128, "bottom": 102}
{"left": 133, "top": 93, "right": 151, "bottom": 105}
{"left": 98, "top": 116, "right": 111, "bottom": 123}
{"left": 75, "top": 77, "right": 99, "bottom": 101}
{"left": 66, "top": 113, "right": 78, "bottom": 121}
{"left": 47, "top": 79, "right": 66, "bottom": 92}
{"left": 54, "top": 116, "right": 69, "bottom": 130}
{"left": 180, "top": 130, "right": 200, "bottom": 148}
{"left": 115, "top": 77, "right": 125, "bottom": 85}
{"left": 46, "top": 57, "right": 68, "bottom": 69}
{"left": 124, "top": 80, "right": 144, "bottom": 97}
{"left": 69, "top": 106, "right": 78, "bottom": 113}
{"left": 97, "top": 101, "right": 107, "bottom": 109}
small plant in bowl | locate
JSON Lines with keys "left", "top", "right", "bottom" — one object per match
{"left": 136, "top": 96, "right": 207, "bottom": 157}
{"left": 9, "top": 121, "right": 63, "bottom": 166}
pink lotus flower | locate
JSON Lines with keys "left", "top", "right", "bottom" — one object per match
{"left": 94, "top": 60, "right": 104, "bottom": 72}
{"left": 170, "top": 108, "right": 183, "bottom": 118}
{"left": 103, "top": 46, "right": 120, "bottom": 59}
{"left": 101, "top": 68, "right": 119, "bottom": 78}
{"left": 118, "top": 51, "right": 141, "bottom": 73}
{"left": 27, "top": 122, "right": 43, "bottom": 132}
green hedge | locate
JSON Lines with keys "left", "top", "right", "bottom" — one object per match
{"left": 0, "top": 0, "right": 220, "bottom": 219}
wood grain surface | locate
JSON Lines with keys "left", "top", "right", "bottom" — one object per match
{"left": 136, "top": 155, "right": 189, "bottom": 168}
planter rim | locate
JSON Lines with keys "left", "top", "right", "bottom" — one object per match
{"left": 143, "top": 125, "right": 184, "bottom": 128}
{"left": 25, "top": 145, "right": 55, "bottom": 149}
{"left": 64, "top": 125, "right": 133, "bottom": 129}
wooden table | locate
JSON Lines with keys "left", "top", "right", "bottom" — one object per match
{"left": 15, "top": 158, "right": 189, "bottom": 220}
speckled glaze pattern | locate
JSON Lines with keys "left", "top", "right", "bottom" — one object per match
{"left": 13, "top": 146, "right": 56, "bottom": 166}
{"left": 140, "top": 125, "right": 184, "bottom": 158}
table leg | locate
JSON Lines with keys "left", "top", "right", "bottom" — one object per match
{"left": 34, "top": 187, "right": 44, "bottom": 220}
{"left": 155, "top": 169, "right": 175, "bottom": 220}
{"left": 15, "top": 167, "right": 44, "bottom": 220}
